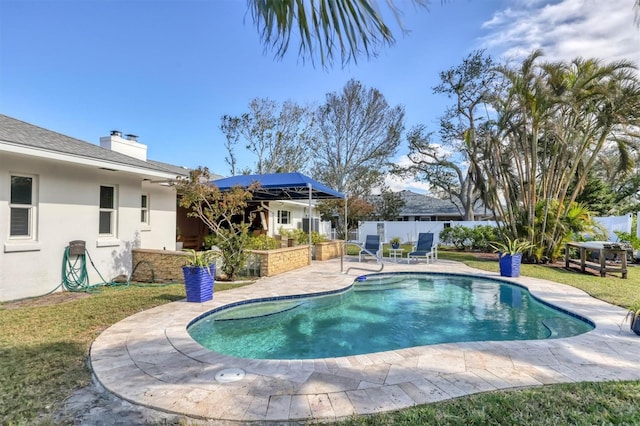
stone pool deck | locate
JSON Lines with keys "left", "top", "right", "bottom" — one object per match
{"left": 90, "top": 258, "right": 640, "bottom": 424}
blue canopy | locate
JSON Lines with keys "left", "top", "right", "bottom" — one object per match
{"left": 212, "top": 172, "right": 344, "bottom": 200}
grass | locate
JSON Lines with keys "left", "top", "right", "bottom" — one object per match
{"left": 335, "top": 381, "right": 640, "bottom": 425}
{"left": 1, "top": 254, "right": 639, "bottom": 424}
{"left": 0, "top": 281, "right": 252, "bottom": 425}
{"left": 439, "top": 250, "right": 640, "bottom": 309}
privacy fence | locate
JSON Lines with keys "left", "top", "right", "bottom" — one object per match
{"left": 356, "top": 213, "right": 639, "bottom": 246}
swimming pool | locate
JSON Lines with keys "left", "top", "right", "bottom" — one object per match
{"left": 188, "top": 273, "right": 594, "bottom": 359}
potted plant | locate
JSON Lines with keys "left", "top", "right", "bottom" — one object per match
{"left": 490, "top": 237, "right": 533, "bottom": 278}
{"left": 626, "top": 301, "right": 640, "bottom": 336}
{"left": 390, "top": 237, "right": 401, "bottom": 249}
{"left": 182, "top": 249, "right": 217, "bottom": 303}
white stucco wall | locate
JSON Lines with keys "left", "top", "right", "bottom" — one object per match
{"left": 139, "top": 181, "right": 177, "bottom": 250}
{"left": 0, "top": 153, "right": 177, "bottom": 301}
{"left": 265, "top": 200, "right": 320, "bottom": 236}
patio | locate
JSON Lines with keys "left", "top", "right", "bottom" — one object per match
{"left": 90, "top": 257, "right": 640, "bottom": 423}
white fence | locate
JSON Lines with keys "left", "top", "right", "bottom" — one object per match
{"left": 355, "top": 213, "right": 637, "bottom": 246}
{"left": 594, "top": 214, "right": 635, "bottom": 241}
{"left": 357, "top": 221, "right": 498, "bottom": 247}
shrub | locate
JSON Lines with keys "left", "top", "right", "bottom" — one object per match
{"left": 247, "top": 234, "right": 279, "bottom": 250}
{"left": 470, "top": 225, "right": 498, "bottom": 251}
{"left": 291, "top": 229, "right": 327, "bottom": 245}
{"left": 440, "top": 224, "right": 498, "bottom": 252}
{"left": 614, "top": 230, "right": 640, "bottom": 250}
{"left": 209, "top": 227, "right": 251, "bottom": 280}
{"left": 439, "top": 225, "right": 473, "bottom": 250}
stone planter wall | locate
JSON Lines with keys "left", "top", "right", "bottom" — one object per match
{"left": 131, "top": 248, "right": 189, "bottom": 283}
{"left": 132, "top": 242, "right": 337, "bottom": 282}
{"left": 249, "top": 245, "right": 310, "bottom": 277}
{"left": 314, "top": 240, "right": 343, "bottom": 261}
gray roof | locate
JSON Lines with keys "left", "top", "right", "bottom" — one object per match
{"left": 371, "top": 190, "right": 488, "bottom": 217}
{"left": 397, "top": 190, "right": 462, "bottom": 216}
{"left": 0, "top": 114, "right": 189, "bottom": 177}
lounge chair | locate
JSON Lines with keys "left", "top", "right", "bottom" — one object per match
{"left": 407, "top": 233, "right": 437, "bottom": 264}
{"left": 359, "top": 235, "right": 381, "bottom": 261}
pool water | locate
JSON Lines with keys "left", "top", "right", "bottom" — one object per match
{"left": 188, "top": 274, "right": 594, "bottom": 359}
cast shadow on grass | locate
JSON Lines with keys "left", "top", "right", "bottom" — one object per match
{"left": 0, "top": 341, "right": 88, "bottom": 425}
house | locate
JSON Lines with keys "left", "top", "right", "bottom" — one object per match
{"left": 374, "top": 190, "right": 492, "bottom": 221}
{"left": 260, "top": 199, "right": 328, "bottom": 237}
{"left": 0, "top": 114, "right": 188, "bottom": 301}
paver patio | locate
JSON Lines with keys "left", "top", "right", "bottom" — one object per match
{"left": 90, "top": 258, "right": 640, "bottom": 423}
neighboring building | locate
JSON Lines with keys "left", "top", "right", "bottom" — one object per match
{"left": 0, "top": 114, "right": 188, "bottom": 301}
{"left": 372, "top": 190, "right": 492, "bottom": 221}
{"left": 261, "top": 199, "right": 327, "bottom": 237}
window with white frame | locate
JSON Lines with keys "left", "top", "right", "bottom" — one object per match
{"left": 141, "top": 194, "right": 149, "bottom": 224}
{"left": 99, "top": 185, "right": 117, "bottom": 235}
{"left": 277, "top": 210, "right": 290, "bottom": 225}
{"left": 9, "top": 175, "right": 36, "bottom": 238}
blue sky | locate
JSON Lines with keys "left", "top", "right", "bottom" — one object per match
{"left": 1, "top": 0, "right": 638, "bottom": 193}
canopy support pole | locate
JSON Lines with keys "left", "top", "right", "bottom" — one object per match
{"left": 308, "top": 183, "right": 312, "bottom": 264}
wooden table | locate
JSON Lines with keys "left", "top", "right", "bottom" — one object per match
{"left": 565, "top": 241, "right": 629, "bottom": 279}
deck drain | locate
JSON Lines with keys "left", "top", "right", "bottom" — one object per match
{"left": 215, "top": 368, "right": 245, "bottom": 383}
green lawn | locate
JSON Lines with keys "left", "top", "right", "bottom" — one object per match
{"left": 439, "top": 250, "right": 640, "bottom": 309}
{"left": 1, "top": 256, "right": 639, "bottom": 425}
{"left": 0, "top": 282, "right": 250, "bottom": 424}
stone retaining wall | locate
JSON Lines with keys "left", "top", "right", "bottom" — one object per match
{"left": 249, "top": 245, "right": 310, "bottom": 277}
{"left": 131, "top": 248, "right": 189, "bottom": 283}
{"left": 314, "top": 240, "right": 343, "bottom": 261}
{"left": 132, "top": 242, "right": 338, "bottom": 282}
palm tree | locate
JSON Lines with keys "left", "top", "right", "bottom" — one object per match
{"left": 481, "top": 51, "right": 640, "bottom": 260}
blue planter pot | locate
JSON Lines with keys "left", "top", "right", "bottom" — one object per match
{"left": 632, "top": 312, "right": 640, "bottom": 336}
{"left": 499, "top": 253, "right": 522, "bottom": 277}
{"left": 182, "top": 265, "right": 214, "bottom": 303}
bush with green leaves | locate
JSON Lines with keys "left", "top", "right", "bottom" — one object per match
{"left": 311, "top": 231, "right": 328, "bottom": 245}
{"left": 439, "top": 225, "right": 471, "bottom": 250}
{"left": 469, "top": 225, "right": 498, "bottom": 251}
{"left": 614, "top": 231, "right": 640, "bottom": 250}
{"left": 209, "top": 227, "right": 251, "bottom": 280}
{"left": 439, "top": 224, "right": 498, "bottom": 252}
{"left": 278, "top": 227, "right": 328, "bottom": 246}
{"left": 247, "top": 234, "right": 279, "bottom": 250}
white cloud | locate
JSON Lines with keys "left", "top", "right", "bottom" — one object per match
{"left": 481, "top": 0, "right": 640, "bottom": 66}
{"left": 381, "top": 155, "right": 432, "bottom": 195}
{"left": 385, "top": 173, "right": 431, "bottom": 194}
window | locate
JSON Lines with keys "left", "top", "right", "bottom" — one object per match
{"left": 277, "top": 210, "right": 290, "bottom": 225}
{"left": 141, "top": 194, "right": 149, "bottom": 224}
{"left": 10, "top": 175, "right": 34, "bottom": 238}
{"left": 99, "top": 185, "right": 116, "bottom": 235}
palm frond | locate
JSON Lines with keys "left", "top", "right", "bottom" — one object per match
{"left": 249, "top": 0, "right": 430, "bottom": 67}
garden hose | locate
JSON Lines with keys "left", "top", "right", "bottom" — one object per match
{"left": 61, "top": 246, "right": 124, "bottom": 292}
{"left": 128, "top": 260, "right": 182, "bottom": 287}
{"left": 61, "top": 245, "right": 178, "bottom": 293}
{"left": 130, "top": 260, "right": 155, "bottom": 284}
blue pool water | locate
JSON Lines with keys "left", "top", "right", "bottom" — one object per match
{"left": 188, "top": 273, "right": 594, "bottom": 359}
